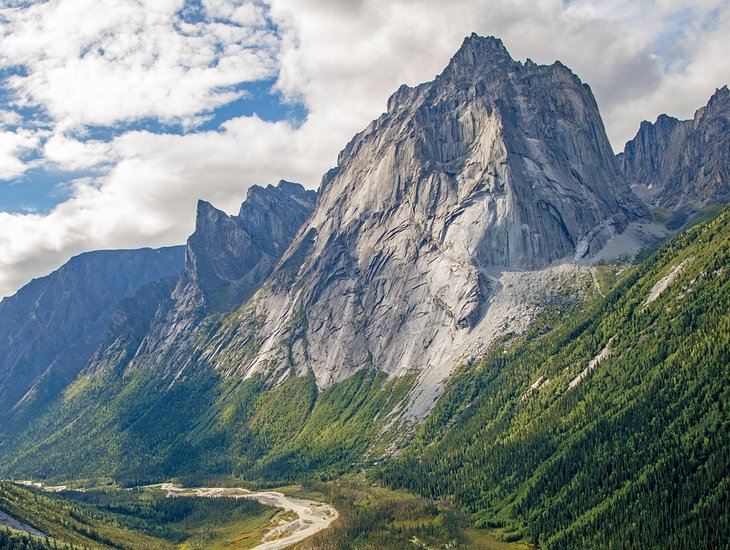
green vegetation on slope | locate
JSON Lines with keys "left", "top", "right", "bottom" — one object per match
{"left": 0, "top": 529, "right": 61, "bottom": 550}
{"left": 0, "top": 481, "right": 168, "bottom": 548}
{"left": 56, "top": 488, "right": 278, "bottom": 550}
{"left": 1, "top": 358, "right": 414, "bottom": 485}
{"left": 0, "top": 481, "right": 278, "bottom": 550}
{"left": 295, "top": 480, "right": 532, "bottom": 550}
{"left": 382, "top": 206, "right": 730, "bottom": 548}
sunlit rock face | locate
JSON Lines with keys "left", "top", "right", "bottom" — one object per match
{"left": 619, "top": 86, "right": 730, "bottom": 211}
{"left": 210, "top": 34, "right": 646, "bottom": 399}
{"left": 107, "top": 180, "right": 317, "bottom": 368}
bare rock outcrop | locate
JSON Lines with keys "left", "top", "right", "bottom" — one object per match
{"left": 619, "top": 86, "right": 730, "bottom": 210}
{"left": 208, "top": 35, "right": 647, "bottom": 401}
{"left": 91, "top": 180, "right": 317, "bottom": 373}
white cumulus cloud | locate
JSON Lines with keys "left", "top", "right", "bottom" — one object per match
{"left": 0, "top": 128, "right": 39, "bottom": 179}
{"left": 0, "top": 0, "right": 278, "bottom": 130}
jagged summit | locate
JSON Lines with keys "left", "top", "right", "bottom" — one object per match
{"left": 442, "top": 34, "right": 580, "bottom": 85}
{"left": 444, "top": 34, "right": 513, "bottom": 74}
{"left": 703, "top": 85, "right": 730, "bottom": 116}
{"left": 191, "top": 183, "right": 317, "bottom": 310}
{"left": 125, "top": 180, "right": 317, "bottom": 363}
{"left": 620, "top": 85, "right": 730, "bottom": 209}
{"left": 201, "top": 34, "right": 648, "bottom": 405}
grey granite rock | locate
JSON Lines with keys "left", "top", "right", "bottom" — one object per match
{"left": 206, "top": 35, "right": 647, "bottom": 400}
{"left": 619, "top": 86, "right": 730, "bottom": 210}
{"left": 104, "top": 180, "right": 317, "bottom": 367}
{"left": 186, "top": 181, "right": 317, "bottom": 314}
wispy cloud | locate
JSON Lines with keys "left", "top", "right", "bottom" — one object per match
{"left": 0, "top": 0, "right": 279, "bottom": 130}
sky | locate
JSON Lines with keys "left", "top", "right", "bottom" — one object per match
{"left": 0, "top": 0, "right": 728, "bottom": 297}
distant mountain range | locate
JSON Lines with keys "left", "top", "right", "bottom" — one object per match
{"left": 0, "top": 246, "right": 184, "bottom": 426}
{"left": 0, "top": 34, "right": 727, "bottom": 549}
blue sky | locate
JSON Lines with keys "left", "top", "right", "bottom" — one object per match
{"left": 0, "top": 0, "right": 306, "bottom": 215}
{"left": 0, "top": 0, "right": 728, "bottom": 297}
{"left": 0, "top": 75, "right": 307, "bottom": 214}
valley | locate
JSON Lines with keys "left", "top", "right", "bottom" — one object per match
{"left": 148, "top": 483, "right": 339, "bottom": 550}
{"left": 0, "top": 32, "right": 728, "bottom": 550}
{"left": 1, "top": 479, "right": 334, "bottom": 550}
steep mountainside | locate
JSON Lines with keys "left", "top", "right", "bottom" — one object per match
{"left": 0, "top": 246, "right": 184, "bottom": 420}
{"left": 1, "top": 35, "right": 694, "bottom": 486}
{"left": 204, "top": 34, "right": 647, "bottom": 409}
{"left": 0, "top": 182, "right": 324, "bottom": 482}
{"left": 179, "top": 180, "right": 318, "bottom": 315}
{"left": 383, "top": 205, "right": 730, "bottom": 549}
{"left": 619, "top": 86, "right": 730, "bottom": 210}
{"left": 124, "top": 180, "right": 317, "bottom": 368}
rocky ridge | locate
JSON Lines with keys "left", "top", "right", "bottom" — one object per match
{"left": 0, "top": 246, "right": 185, "bottom": 419}
{"left": 89, "top": 180, "right": 317, "bottom": 376}
{"left": 619, "top": 86, "right": 730, "bottom": 210}
{"left": 196, "top": 34, "right": 648, "bottom": 416}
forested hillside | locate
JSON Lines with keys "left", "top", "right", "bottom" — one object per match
{"left": 1, "top": 361, "right": 413, "bottom": 485}
{"left": 0, "top": 481, "right": 276, "bottom": 549}
{"left": 383, "top": 206, "right": 730, "bottom": 548}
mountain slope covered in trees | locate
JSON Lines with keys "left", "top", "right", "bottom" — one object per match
{"left": 382, "top": 206, "right": 730, "bottom": 548}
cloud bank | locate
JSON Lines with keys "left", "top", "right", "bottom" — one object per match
{"left": 0, "top": 0, "right": 728, "bottom": 297}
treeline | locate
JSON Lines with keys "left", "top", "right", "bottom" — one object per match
{"left": 2, "top": 352, "right": 416, "bottom": 487}
{"left": 381, "top": 206, "right": 730, "bottom": 548}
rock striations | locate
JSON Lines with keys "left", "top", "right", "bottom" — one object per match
{"left": 3, "top": 34, "right": 724, "bottom": 481}
{"left": 185, "top": 181, "right": 318, "bottom": 315}
{"left": 619, "top": 86, "right": 730, "bottom": 210}
{"left": 202, "top": 35, "right": 647, "bottom": 408}
{"left": 90, "top": 180, "right": 317, "bottom": 374}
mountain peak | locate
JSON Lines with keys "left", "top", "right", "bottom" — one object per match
{"left": 215, "top": 33, "right": 646, "bottom": 396}
{"left": 711, "top": 84, "right": 729, "bottom": 100}
{"left": 195, "top": 199, "right": 230, "bottom": 229}
{"left": 620, "top": 85, "right": 730, "bottom": 209}
{"left": 703, "top": 84, "right": 730, "bottom": 115}
{"left": 444, "top": 34, "right": 514, "bottom": 77}
{"left": 457, "top": 33, "right": 509, "bottom": 58}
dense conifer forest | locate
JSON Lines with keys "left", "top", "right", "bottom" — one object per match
{"left": 381, "top": 207, "right": 730, "bottom": 548}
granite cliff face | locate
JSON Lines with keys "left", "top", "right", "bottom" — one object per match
{"left": 184, "top": 181, "right": 317, "bottom": 314}
{"left": 205, "top": 35, "right": 647, "bottom": 405}
{"left": 91, "top": 180, "right": 317, "bottom": 372}
{"left": 619, "top": 86, "right": 730, "bottom": 210}
{"left": 0, "top": 247, "right": 184, "bottom": 418}
{"left": 2, "top": 34, "right": 703, "bottom": 481}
